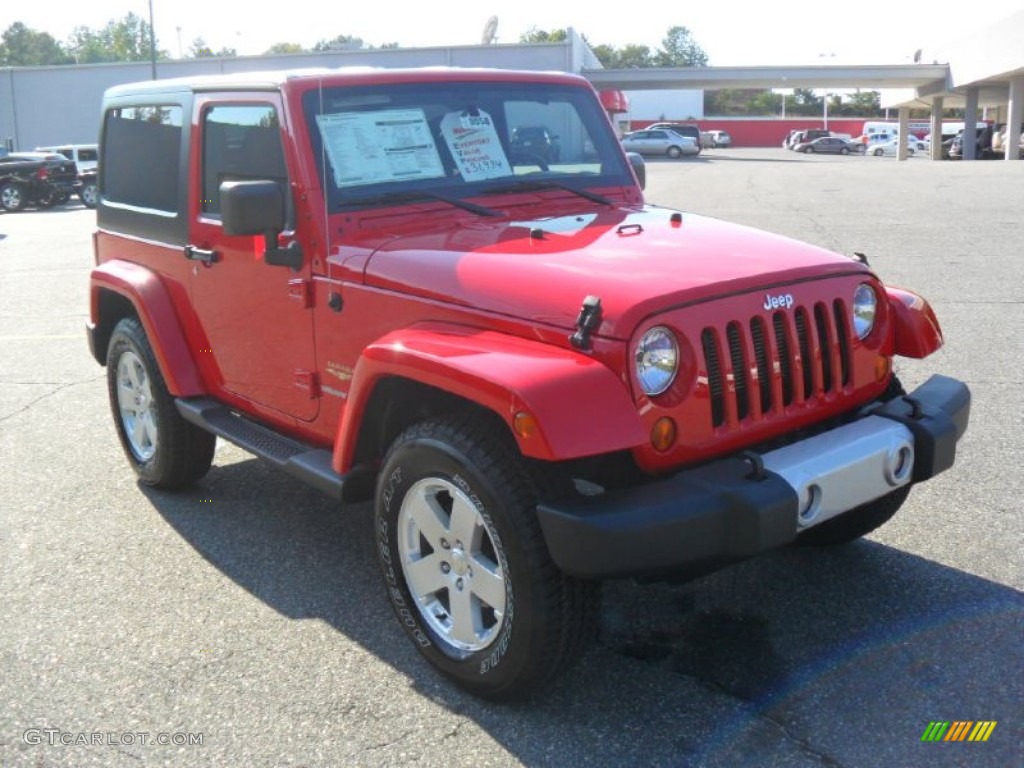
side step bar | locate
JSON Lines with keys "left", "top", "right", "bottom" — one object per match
{"left": 176, "top": 398, "right": 344, "bottom": 500}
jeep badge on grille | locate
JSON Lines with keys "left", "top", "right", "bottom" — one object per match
{"left": 763, "top": 293, "right": 795, "bottom": 310}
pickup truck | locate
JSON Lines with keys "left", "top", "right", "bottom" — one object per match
{"left": 0, "top": 152, "right": 79, "bottom": 211}
{"left": 87, "top": 68, "right": 970, "bottom": 700}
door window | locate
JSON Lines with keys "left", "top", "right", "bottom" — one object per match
{"left": 201, "top": 104, "right": 287, "bottom": 216}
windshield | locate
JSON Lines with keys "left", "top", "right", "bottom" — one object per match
{"left": 302, "top": 80, "right": 633, "bottom": 209}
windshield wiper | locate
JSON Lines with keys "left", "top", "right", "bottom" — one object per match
{"left": 338, "top": 191, "right": 502, "bottom": 217}
{"left": 478, "top": 180, "right": 612, "bottom": 206}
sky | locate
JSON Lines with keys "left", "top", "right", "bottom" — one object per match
{"left": 6, "top": 0, "right": 1023, "bottom": 66}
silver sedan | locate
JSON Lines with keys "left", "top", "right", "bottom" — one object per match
{"left": 621, "top": 129, "right": 699, "bottom": 159}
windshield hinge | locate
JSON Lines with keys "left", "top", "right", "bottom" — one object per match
{"left": 569, "top": 295, "right": 602, "bottom": 351}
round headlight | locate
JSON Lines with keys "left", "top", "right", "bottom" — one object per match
{"left": 852, "top": 283, "right": 877, "bottom": 339}
{"left": 635, "top": 327, "right": 679, "bottom": 396}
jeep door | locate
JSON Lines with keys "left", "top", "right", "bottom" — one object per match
{"left": 187, "top": 96, "right": 319, "bottom": 422}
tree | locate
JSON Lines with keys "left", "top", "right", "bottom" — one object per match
{"left": 188, "top": 37, "right": 237, "bottom": 58}
{"left": 314, "top": 35, "right": 365, "bottom": 52}
{"left": 655, "top": 26, "right": 708, "bottom": 67}
{"left": 0, "top": 22, "right": 72, "bottom": 66}
{"left": 589, "top": 25, "right": 708, "bottom": 69}
{"left": 519, "top": 27, "right": 567, "bottom": 43}
{"left": 264, "top": 42, "right": 305, "bottom": 55}
{"left": 68, "top": 13, "right": 167, "bottom": 63}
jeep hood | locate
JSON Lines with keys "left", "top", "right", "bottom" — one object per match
{"left": 361, "top": 206, "right": 868, "bottom": 339}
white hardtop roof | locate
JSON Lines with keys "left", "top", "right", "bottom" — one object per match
{"left": 102, "top": 66, "right": 583, "bottom": 99}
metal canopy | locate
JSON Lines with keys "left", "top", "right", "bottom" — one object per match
{"left": 581, "top": 64, "right": 950, "bottom": 92}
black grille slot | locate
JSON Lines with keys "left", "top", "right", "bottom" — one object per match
{"left": 702, "top": 329, "right": 725, "bottom": 427}
{"left": 726, "top": 322, "right": 749, "bottom": 420}
{"left": 794, "top": 308, "right": 813, "bottom": 400}
{"left": 815, "top": 303, "right": 834, "bottom": 392}
{"left": 833, "top": 300, "right": 852, "bottom": 386}
{"left": 773, "top": 313, "right": 794, "bottom": 406}
{"left": 750, "top": 317, "right": 772, "bottom": 414}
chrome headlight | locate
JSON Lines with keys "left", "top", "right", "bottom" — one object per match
{"left": 635, "top": 327, "right": 679, "bottom": 396}
{"left": 852, "top": 283, "right": 878, "bottom": 339}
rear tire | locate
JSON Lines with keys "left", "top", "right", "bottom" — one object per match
{"left": 375, "top": 413, "right": 598, "bottom": 700}
{"left": 106, "top": 317, "right": 215, "bottom": 488}
{"left": 79, "top": 180, "right": 98, "bottom": 208}
{"left": 1, "top": 182, "right": 27, "bottom": 212}
{"left": 667, "top": 146, "right": 682, "bottom": 159}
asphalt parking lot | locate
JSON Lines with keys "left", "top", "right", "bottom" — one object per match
{"left": 1, "top": 148, "right": 1021, "bottom": 767}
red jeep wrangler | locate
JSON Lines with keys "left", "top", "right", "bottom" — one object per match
{"left": 87, "top": 68, "right": 969, "bottom": 700}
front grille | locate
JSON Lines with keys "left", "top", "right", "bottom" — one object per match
{"left": 703, "top": 300, "right": 852, "bottom": 428}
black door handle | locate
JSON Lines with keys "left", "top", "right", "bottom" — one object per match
{"left": 184, "top": 245, "right": 218, "bottom": 264}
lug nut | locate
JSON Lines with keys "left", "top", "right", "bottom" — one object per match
{"left": 456, "top": 578, "right": 464, "bottom": 591}
{"left": 441, "top": 562, "right": 450, "bottom": 574}
{"left": 440, "top": 538, "right": 450, "bottom": 549}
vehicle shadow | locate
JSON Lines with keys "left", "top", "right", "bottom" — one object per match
{"left": 143, "top": 457, "right": 1023, "bottom": 767}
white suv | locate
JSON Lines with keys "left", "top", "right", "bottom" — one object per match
{"left": 35, "top": 144, "right": 99, "bottom": 173}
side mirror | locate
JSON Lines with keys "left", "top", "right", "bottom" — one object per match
{"left": 221, "top": 180, "right": 284, "bottom": 236}
{"left": 220, "top": 180, "right": 302, "bottom": 271}
{"left": 626, "top": 152, "right": 646, "bottom": 190}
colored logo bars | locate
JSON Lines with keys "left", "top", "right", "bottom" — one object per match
{"left": 921, "top": 721, "right": 997, "bottom": 742}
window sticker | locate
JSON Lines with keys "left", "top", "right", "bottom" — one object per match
{"left": 439, "top": 109, "right": 511, "bottom": 181}
{"left": 315, "top": 109, "right": 445, "bottom": 188}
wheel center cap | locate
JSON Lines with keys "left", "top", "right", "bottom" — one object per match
{"left": 450, "top": 546, "right": 469, "bottom": 576}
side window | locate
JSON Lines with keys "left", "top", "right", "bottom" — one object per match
{"left": 201, "top": 104, "right": 286, "bottom": 216}
{"left": 103, "top": 105, "right": 183, "bottom": 212}
{"left": 79, "top": 148, "right": 99, "bottom": 163}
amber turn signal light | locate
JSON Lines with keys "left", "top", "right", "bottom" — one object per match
{"left": 875, "top": 356, "right": 891, "bottom": 381}
{"left": 513, "top": 411, "right": 538, "bottom": 439}
{"left": 650, "top": 417, "right": 677, "bottom": 452}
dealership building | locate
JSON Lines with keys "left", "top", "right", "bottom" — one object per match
{"left": 2, "top": 14, "right": 1021, "bottom": 159}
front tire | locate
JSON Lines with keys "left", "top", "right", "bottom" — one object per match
{"left": 375, "top": 414, "right": 598, "bottom": 700}
{"left": 106, "top": 317, "right": 215, "bottom": 488}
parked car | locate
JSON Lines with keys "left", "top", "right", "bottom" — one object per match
{"left": 787, "top": 129, "right": 831, "bottom": 150}
{"left": 869, "top": 137, "right": 921, "bottom": 157}
{"left": 793, "top": 136, "right": 860, "bottom": 155}
{"left": 35, "top": 143, "right": 99, "bottom": 173}
{"left": 509, "top": 125, "right": 560, "bottom": 163}
{"left": 620, "top": 129, "right": 699, "bottom": 158}
{"left": 990, "top": 126, "right": 1024, "bottom": 158}
{"left": 948, "top": 124, "right": 1004, "bottom": 159}
{"left": 647, "top": 122, "right": 703, "bottom": 153}
{"left": 0, "top": 151, "right": 79, "bottom": 211}
{"left": 707, "top": 130, "right": 732, "bottom": 148}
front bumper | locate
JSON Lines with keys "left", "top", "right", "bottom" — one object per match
{"left": 536, "top": 375, "right": 970, "bottom": 579}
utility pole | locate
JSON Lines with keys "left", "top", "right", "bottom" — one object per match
{"left": 148, "top": 0, "right": 158, "bottom": 79}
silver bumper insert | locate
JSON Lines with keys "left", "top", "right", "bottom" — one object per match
{"left": 762, "top": 415, "right": 915, "bottom": 529}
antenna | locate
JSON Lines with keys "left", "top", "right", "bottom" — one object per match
{"left": 481, "top": 16, "right": 498, "bottom": 45}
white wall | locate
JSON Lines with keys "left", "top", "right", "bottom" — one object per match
{"left": 0, "top": 41, "right": 584, "bottom": 151}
